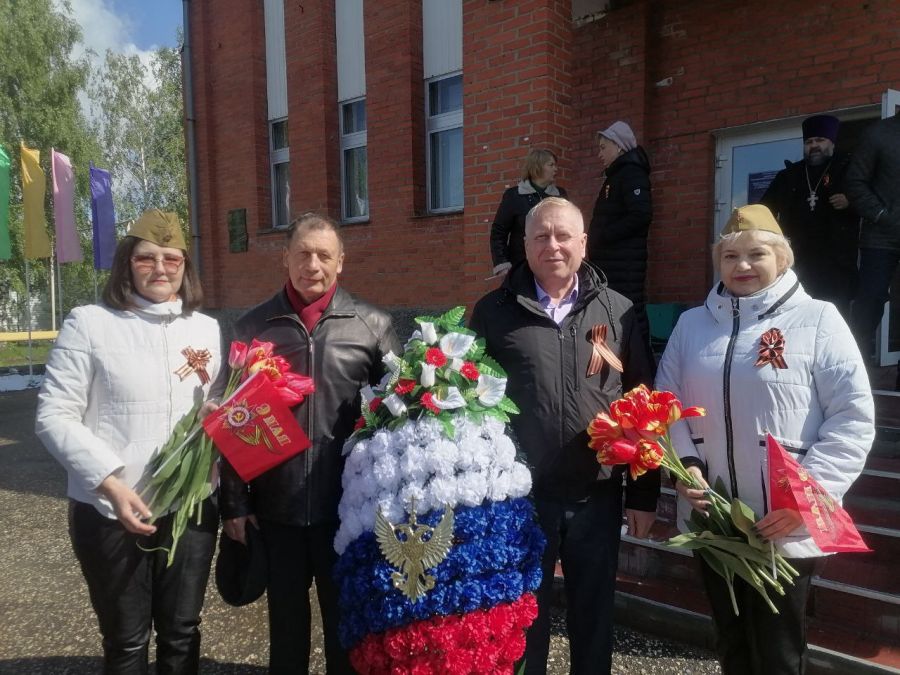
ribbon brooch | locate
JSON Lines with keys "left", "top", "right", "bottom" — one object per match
{"left": 586, "top": 324, "right": 623, "bottom": 377}
{"left": 174, "top": 346, "right": 212, "bottom": 384}
{"left": 755, "top": 328, "right": 787, "bottom": 369}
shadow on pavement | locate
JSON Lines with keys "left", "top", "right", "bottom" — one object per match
{"left": 0, "top": 658, "right": 268, "bottom": 674}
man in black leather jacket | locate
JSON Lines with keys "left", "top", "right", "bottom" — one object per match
{"left": 471, "top": 198, "right": 658, "bottom": 675}
{"left": 220, "top": 213, "right": 400, "bottom": 674}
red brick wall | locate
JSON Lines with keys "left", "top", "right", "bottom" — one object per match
{"left": 567, "top": 0, "right": 900, "bottom": 304}
{"left": 191, "top": 0, "right": 900, "bottom": 312}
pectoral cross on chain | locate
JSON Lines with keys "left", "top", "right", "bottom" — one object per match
{"left": 807, "top": 191, "right": 818, "bottom": 211}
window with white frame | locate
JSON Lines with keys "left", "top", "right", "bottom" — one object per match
{"left": 270, "top": 119, "right": 290, "bottom": 229}
{"left": 426, "top": 73, "right": 463, "bottom": 212}
{"left": 341, "top": 99, "right": 368, "bottom": 221}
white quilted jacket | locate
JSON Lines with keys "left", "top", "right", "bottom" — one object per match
{"left": 656, "top": 270, "right": 874, "bottom": 558}
{"left": 35, "top": 297, "right": 221, "bottom": 518}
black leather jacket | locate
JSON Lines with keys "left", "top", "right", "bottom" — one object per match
{"left": 220, "top": 286, "right": 400, "bottom": 526}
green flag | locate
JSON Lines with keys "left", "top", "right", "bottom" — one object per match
{"left": 0, "top": 145, "right": 9, "bottom": 260}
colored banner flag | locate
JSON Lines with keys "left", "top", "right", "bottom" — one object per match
{"left": 203, "top": 372, "right": 311, "bottom": 482}
{"left": 89, "top": 164, "right": 116, "bottom": 270}
{"left": 766, "top": 433, "right": 871, "bottom": 553}
{"left": 51, "top": 149, "right": 82, "bottom": 263}
{"left": 20, "top": 143, "right": 51, "bottom": 259}
{"left": 0, "top": 145, "right": 9, "bottom": 260}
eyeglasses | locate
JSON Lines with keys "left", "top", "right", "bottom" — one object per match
{"left": 131, "top": 253, "right": 185, "bottom": 274}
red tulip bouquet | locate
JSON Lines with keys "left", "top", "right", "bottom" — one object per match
{"left": 141, "top": 339, "right": 314, "bottom": 566}
{"left": 587, "top": 385, "right": 798, "bottom": 614}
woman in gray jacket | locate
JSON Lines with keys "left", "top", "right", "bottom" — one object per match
{"left": 656, "top": 204, "right": 874, "bottom": 675}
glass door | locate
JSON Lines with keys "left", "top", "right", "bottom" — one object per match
{"left": 877, "top": 89, "right": 900, "bottom": 367}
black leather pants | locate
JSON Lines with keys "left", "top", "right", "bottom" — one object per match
{"left": 700, "top": 555, "right": 820, "bottom": 675}
{"left": 69, "top": 497, "right": 218, "bottom": 675}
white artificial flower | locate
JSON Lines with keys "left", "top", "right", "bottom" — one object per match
{"left": 432, "top": 386, "right": 466, "bottom": 410}
{"left": 377, "top": 371, "right": 393, "bottom": 390}
{"left": 382, "top": 350, "right": 402, "bottom": 374}
{"left": 439, "top": 331, "right": 475, "bottom": 358}
{"left": 359, "top": 385, "right": 377, "bottom": 405}
{"left": 404, "top": 329, "right": 424, "bottom": 350}
{"left": 476, "top": 373, "right": 506, "bottom": 406}
{"left": 449, "top": 357, "right": 463, "bottom": 372}
{"left": 419, "top": 321, "right": 438, "bottom": 345}
{"left": 420, "top": 363, "right": 436, "bottom": 387}
{"left": 382, "top": 394, "right": 408, "bottom": 417}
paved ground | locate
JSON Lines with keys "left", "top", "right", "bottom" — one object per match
{"left": 0, "top": 389, "right": 720, "bottom": 674}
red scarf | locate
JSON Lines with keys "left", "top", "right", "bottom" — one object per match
{"left": 284, "top": 280, "right": 337, "bottom": 333}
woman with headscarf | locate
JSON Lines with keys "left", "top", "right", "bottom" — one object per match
{"left": 588, "top": 121, "right": 653, "bottom": 354}
{"left": 489, "top": 147, "right": 567, "bottom": 276}
{"left": 35, "top": 210, "right": 221, "bottom": 674}
{"left": 655, "top": 204, "right": 874, "bottom": 675}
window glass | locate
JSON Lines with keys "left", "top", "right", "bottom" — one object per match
{"left": 343, "top": 146, "right": 368, "bottom": 219}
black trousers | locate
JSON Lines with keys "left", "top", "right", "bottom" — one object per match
{"left": 524, "top": 483, "right": 623, "bottom": 675}
{"left": 69, "top": 497, "right": 218, "bottom": 675}
{"left": 700, "top": 555, "right": 820, "bottom": 675}
{"left": 257, "top": 518, "right": 353, "bottom": 675}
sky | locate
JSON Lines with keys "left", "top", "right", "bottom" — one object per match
{"left": 58, "top": 0, "right": 184, "bottom": 62}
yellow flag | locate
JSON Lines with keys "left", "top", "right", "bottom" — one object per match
{"left": 20, "top": 143, "right": 51, "bottom": 259}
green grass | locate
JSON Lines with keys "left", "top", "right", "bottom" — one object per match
{"left": 0, "top": 341, "right": 53, "bottom": 368}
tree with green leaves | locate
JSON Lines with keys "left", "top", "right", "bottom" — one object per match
{"left": 89, "top": 43, "right": 188, "bottom": 231}
{"left": 0, "top": 0, "right": 99, "bottom": 331}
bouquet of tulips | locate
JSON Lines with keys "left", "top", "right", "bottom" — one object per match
{"left": 141, "top": 339, "right": 314, "bottom": 566}
{"left": 587, "top": 385, "right": 798, "bottom": 615}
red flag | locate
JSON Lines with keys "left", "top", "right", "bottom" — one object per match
{"left": 203, "top": 372, "right": 311, "bottom": 482}
{"left": 766, "top": 433, "right": 870, "bottom": 553}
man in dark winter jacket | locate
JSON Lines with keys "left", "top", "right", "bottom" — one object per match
{"left": 759, "top": 114, "right": 859, "bottom": 317}
{"left": 471, "top": 197, "right": 658, "bottom": 675}
{"left": 220, "top": 213, "right": 400, "bottom": 674}
{"left": 846, "top": 111, "right": 900, "bottom": 364}
{"left": 587, "top": 121, "right": 653, "bottom": 355}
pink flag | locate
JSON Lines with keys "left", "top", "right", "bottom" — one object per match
{"left": 766, "top": 434, "right": 871, "bottom": 553}
{"left": 51, "top": 150, "right": 82, "bottom": 263}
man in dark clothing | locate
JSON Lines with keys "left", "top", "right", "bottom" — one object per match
{"left": 220, "top": 214, "right": 400, "bottom": 674}
{"left": 759, "top": 114, "right": 859, "bottom": 317}
{"left": 846, "top": 111, "right": 900, "bottom": 364}
{"left": 471, "top": 197, "right": 658, "bottom": 675}
{"left": 587, "top": 121, "right": 653, "bottom": 356}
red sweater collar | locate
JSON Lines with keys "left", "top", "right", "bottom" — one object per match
{"left": 284, "top": 280, "right": 338, "bottom": 333}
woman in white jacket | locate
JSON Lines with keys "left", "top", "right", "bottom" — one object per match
{"left": 35, "top": 210, "right": 221, "bottom": 675}
{"left": 656, "top": 204, "right": 874, "bottom": 675}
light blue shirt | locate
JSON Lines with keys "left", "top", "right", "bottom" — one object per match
{"left": 535, "top": 275, "right": 579, "bottom": 325}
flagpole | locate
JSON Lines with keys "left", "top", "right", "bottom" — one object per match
{"left": 24, "top": 259, "right": 33, "bottom": 379}
{"left": 57, "top": 253, "right": 64, "bottom": 326}
{"left": 49, "top": 249, "right": 57, "bottom": 331}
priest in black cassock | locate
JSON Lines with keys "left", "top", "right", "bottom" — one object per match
{"left": 759, "top": 114, "right": 859, "bottom": 317}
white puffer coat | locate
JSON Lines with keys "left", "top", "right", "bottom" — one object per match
{"left": 656, "top": 270, "right": 874, "bottom": 558}
{"left": 35, "top": 297, "right": 221, "bottom": 519}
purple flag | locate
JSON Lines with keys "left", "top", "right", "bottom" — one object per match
{"left": 90, "top": 164, "right": 116, "bottom": 270}
{"left": 52, "top": 150, "right": 82, "bottom": 263}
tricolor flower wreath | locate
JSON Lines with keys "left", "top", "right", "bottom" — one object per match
{"left": 336, "top": 307, "right": 545, "bottom": 674}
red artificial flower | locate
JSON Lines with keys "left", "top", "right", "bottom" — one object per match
{"left": 354, "top": 416, "right": 366, "bottom": 430}
{"left": 460, "top": 361, "right": 480, "bottom": 381}
{"left": 228, "top": 340, "right": 248, "bottom": 369}
{"left": 425, "top": 347, "right": 447, "bottom": 367}
{"left": 394, "top": 379, "right": 416, "bottom": 395}
{"left": 420, "top": 391, "right": 441, "bottom": 414}
{"left": 369, "top": 396, "right": 383, "bottom": 412}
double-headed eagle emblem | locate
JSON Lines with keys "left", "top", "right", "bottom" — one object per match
{"left": 375, "top": 503, "right": 454, "bottom": 602}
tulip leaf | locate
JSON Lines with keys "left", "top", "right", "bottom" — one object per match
{"left": 730, "top": 498, "right": 768, "bottom": 551}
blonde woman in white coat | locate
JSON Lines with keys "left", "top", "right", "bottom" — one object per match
{"left": 655, "top": 204, "right": 874, "bottom": 675}
{"left": 35, "top": 210, "right": 221, "bottom": 675}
